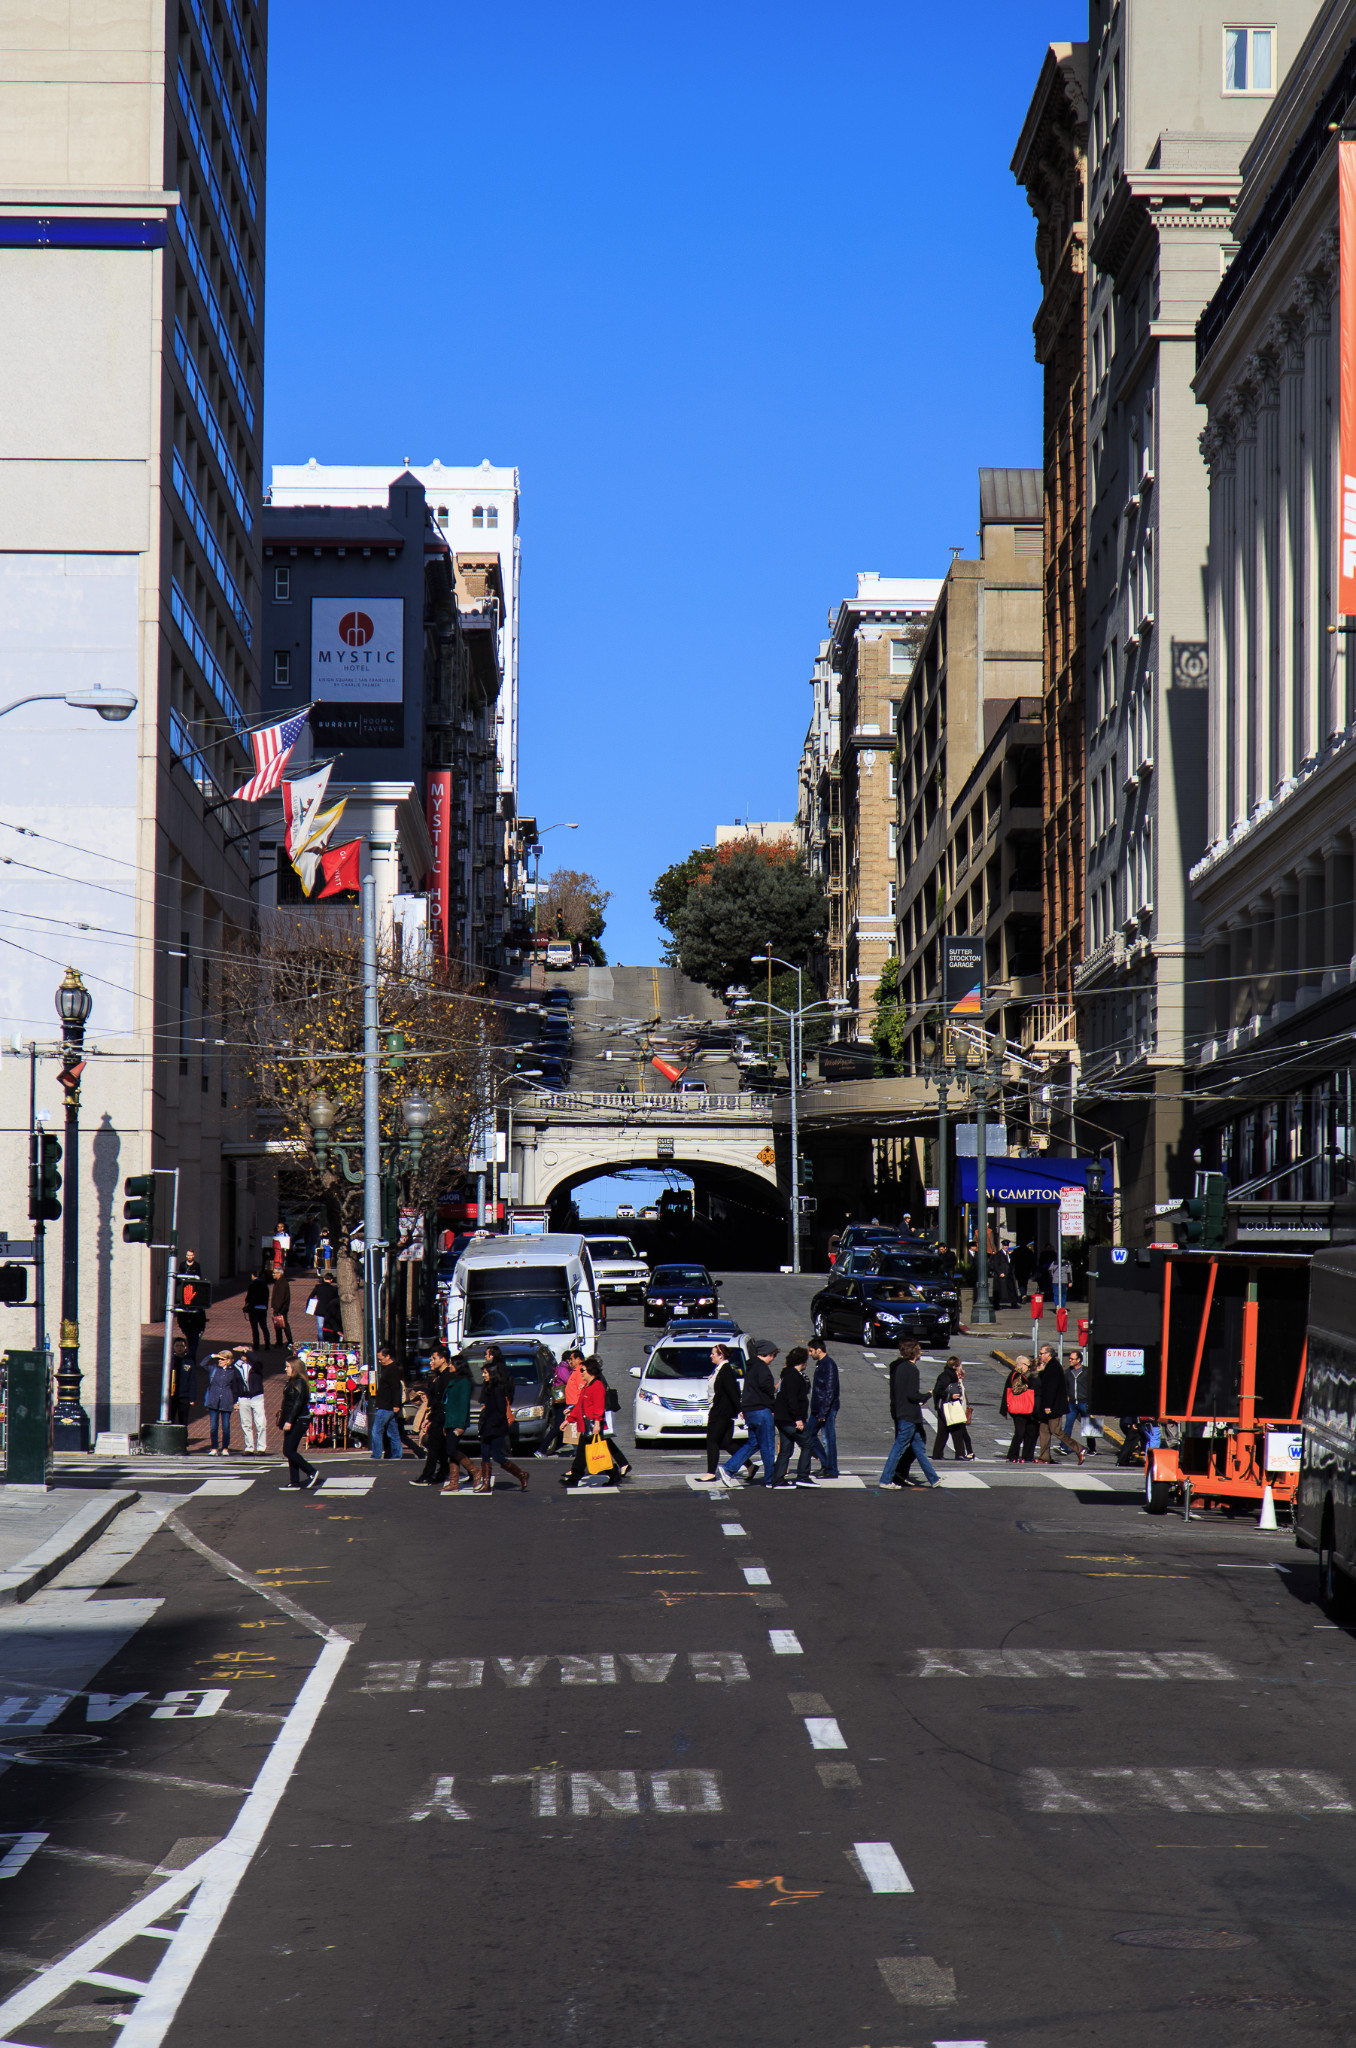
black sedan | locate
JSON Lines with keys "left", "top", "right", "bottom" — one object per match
{"left": 810, "top": 1274, "right": 951, "bottom": 1348}
{"left": 643, "top": 1263, "right": 720, "bottom": 1327}
{"left": 872, "top": 1252, "right": 962, "bottom": 1333}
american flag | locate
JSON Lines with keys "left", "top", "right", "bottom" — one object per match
{"left": 232, "top": 710, "right": 310, "bottom": 802}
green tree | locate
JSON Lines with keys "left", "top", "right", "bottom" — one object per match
{"left": 671, "top": 844, "right": 826, "bottom": 996}
{"left": 650, "top": 844, "right": 717, "bottom": 965}
{"left": 538, "top": 868, "right": 610, "bottom": 960}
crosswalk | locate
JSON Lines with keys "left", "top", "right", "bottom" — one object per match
{"left": 686, "top": 1464, "right": 1122, "bottom": 1495}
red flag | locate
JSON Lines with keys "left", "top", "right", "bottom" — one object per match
{"left": 318, "top": 839, "right": 361, "bottom": 898}
{"left": 1342, "top": 141, "right": 1356, "bottom": 615}
{"left": 651, "top": 1056, "right": 684, "bottom": 1083}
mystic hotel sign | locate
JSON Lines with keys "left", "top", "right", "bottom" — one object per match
{"left": 310, "top": 597, "right": 404, "bottom": 746}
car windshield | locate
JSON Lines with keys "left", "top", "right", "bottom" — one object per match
{"left": 864, "top": 1280, "right": 917, "bottom": 1303}
{"left": 466, "top": 1352, "right": 544, "bottom": 1386}
{"left": 464, "top": 1267, "right": 575, "bottom": 1336}
{"left": 588, "top": 1240, "right": 637, "bottom": 1259}
{"left": 876, "top": 1256, "right": 947, "bottom": 1280}
{"left": 652, "top": 1267, "right": 710, "bottom": 1285}
{"left": 646, "top": 1347, "right": 723, "bottom": 1380}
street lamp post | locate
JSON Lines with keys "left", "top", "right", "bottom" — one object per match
{"left": 54, "top": 966, "right": 92, "bottom": 1449}
{"left": 0, "top": 690, "right": 136, "bottom": 724}
{"left": 530, "top": 822, "right": 578, "bottom": 975}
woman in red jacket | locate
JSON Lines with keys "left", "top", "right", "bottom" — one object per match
{"left": 561, "top": 1359, "right": 630, "bottom": 1486}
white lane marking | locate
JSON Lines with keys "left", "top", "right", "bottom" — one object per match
{"left": 933, "top": 2040, "right": 988, "bottom": 2046}
{"left": 815, "top": 1475, "right": 866, "bottom": 1488}
{"left": 192, "top": 1480, "right": 253, "bottom": 1498}
{"left": 1023, "top": 1767, "right": 1353, "bottom": 1813}
{"left": 0, "top": 1633, "right": 352, "bottom": 2047}
{"left": 878, "top": 1956, "right": 957, "bottom": 2005}
{"left": 1043, "top": 1470, "right": 1110, "bottom": 1490}
{"left": 854, "top": 1841, "right": 913, "bottom": 1892}
{"left": 720, "top": 1524, "right": 747, "bottom": 1536}
{"left": 769, "top": 1630, "right": 803, "bottom": 1655}
{"left": 934, "top": 1474, "right": 989, "bottom": 1490}
{"left": 363, "top": 1652, "right": 744, "bottom": 1690}
{"left": 805, "top": 1717, "right": 847, "bottom": 1750}
{"left": 742, "top": 1567, "right": 770, "bottom": 1586}
{"left": 1218, "top": 1562, "right": 1290, "bottom": 1571}
{"left": 0, "top": 1834, "right": 46, "bottom": 1880}
{"left": 907, "top": 1649, "right": 1237, "bottom": 1680}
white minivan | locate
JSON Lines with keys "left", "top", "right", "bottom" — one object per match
{"left": 443, "top": 1234, "right": 599, "bottom": 1363}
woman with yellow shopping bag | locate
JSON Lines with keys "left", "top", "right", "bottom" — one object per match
{"left": 561, "top": 1358, "right": 631, "bottom": 1487}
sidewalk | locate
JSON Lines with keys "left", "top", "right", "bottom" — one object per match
{"left": 0, "top": 1487, "right": 137, "bottom": 1603}
{"left": 139, "top": 1269, "right": 330, "bottom": 1458}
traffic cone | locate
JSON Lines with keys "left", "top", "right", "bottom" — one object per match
{"left": 1258, "top": 1484, "right": 1278, "bottom": 1531}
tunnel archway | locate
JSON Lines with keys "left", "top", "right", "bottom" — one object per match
{"left": 544, "top": 1155, "right": 789, "bottom": 1271}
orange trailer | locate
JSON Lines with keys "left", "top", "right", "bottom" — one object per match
{"left": 1087, "top": 1246, "right": 1309, "bottom": 1518}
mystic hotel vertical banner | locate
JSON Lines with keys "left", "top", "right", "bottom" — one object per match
{"left": 310, "top": 597, "right": 404, "bottom": 746}
{"left": 426, "top": 770, "right": 452, "bottom": 958}
{"left": 1341, "top": 141, "right": 1356, "bottom": 619}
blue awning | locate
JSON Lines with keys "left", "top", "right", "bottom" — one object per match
{"left": 956, "top": 1156, "right": 1098, "bottom": 1205}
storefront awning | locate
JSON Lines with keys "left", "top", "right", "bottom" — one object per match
{"left": 956, "top": 1156, "right": 1099, "bottom": 1205}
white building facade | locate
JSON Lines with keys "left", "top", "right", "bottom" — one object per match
{"left": 0, "top": 1, "right": 269, "bottom": 1436}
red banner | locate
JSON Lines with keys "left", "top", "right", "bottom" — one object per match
{"left": 426, "top": 770, "right": 452, "bottom": 957}
{"left": 1341, "top": 142, "right": 1356, "bottom": 615}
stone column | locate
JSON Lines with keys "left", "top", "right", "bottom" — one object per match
{"left": 1232, "top": 393, "right": 1256, "bottom": 822}
{"left": 1249, "top": 349, "right": 1281, "bottom": 803}
{"left": 1299, "top": 856, "right": 1326, "bottom": 994}
{"left": 1275, "top": 878, "right": 1300, "bottom": 1009}
{"left": 1275, "top": 311, "right": 1306, "bottom": 788}
{"left": 1251, "top": 895, "right": 1276, "bottom": 1020}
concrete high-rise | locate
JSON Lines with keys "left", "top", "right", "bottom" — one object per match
{"left": 0, "top": 3, "right": 269, "bottom": 1437}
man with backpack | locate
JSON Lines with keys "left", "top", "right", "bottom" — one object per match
{"left": 876, "top": 1339, "right": 941, "bottom": 1491}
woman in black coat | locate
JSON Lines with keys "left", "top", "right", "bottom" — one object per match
{"left": 475, "top": 1360, "right": 530, "bottom": 1493}
{"left": 278, "top": 1356, "right": 318, "bottom": 1491}
{"left": 701, "top": 1344, "right": 744, "bottom": 1482}
{"left": 931, "top": 1356, "right": 973, "bottom": 1462}
{"left": 770, "top": 1346, "right": 811, "bottom": 1487}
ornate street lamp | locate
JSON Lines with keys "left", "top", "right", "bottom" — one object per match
{"left": 54, "top": 966, "right": 92, "bottom": 1449}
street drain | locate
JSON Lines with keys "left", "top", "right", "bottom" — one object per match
{"left": 0, "top": 1734, "right": 106, "bottom": 1753}
{"left": 1115, "top": 1929, "right": 1257, "bottom": 1950}
{"left": 1180, "top": 1993, "right": 1326, "bottom": 2012}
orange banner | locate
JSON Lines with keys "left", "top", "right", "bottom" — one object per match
{"left": 1340, "top": 142, "right": 1356, "bottom": 615}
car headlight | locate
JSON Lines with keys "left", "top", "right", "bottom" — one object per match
{"left": 638, "top": 1388, "right": 662, "bottom": 1405}
{"left": 515, "top": 1405, "right": 544, "bottom": 1421}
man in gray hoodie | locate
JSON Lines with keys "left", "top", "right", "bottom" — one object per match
{"left": 718, "top": 1339, "right": 779, "bottom": 1489}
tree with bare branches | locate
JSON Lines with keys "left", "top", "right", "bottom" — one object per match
{"left": 221, "top": 911, "right": 500, "bottom": 1346}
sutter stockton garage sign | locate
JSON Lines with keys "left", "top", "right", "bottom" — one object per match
{"left": 311, "top": 596, "right": 404, "bottom": 746}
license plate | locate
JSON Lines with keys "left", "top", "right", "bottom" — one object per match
{"left": 674, "top": 1305, "right": 688, "bottom": 1315}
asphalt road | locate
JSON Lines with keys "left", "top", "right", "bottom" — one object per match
{"left": 1, "top": 1282, "right": 1353, "bottom": 2043}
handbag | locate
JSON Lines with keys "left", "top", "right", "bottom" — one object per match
{"left": 1007, "top": 1384, "right": 1035, "bottom": 1415}
{"left": 584, "top": 1434, "right": 614, "bottom": 1475}
{"left": 942, "top": 1398, "right": 968, "bottom": 1427}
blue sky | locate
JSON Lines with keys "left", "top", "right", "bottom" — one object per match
{"left": 264, "top": 1, "right": 1083, "bottom": 963}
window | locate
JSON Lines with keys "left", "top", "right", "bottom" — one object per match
{"left": 889, "top": 639, "right": 910, "bottom": 674}
{"left": 888, "top": 882, "right": 897, "bottom": 916}
{"left": 274, "top": 566, "right": 290, "bottom": 601}
{"left": 1224, "top": 26, "right": 1273, "bottom": 93}
{"left": 486, "top": 505, "right": 499, "bottom": 529}
{"left": 273, "top": 650, "right": 290, "bottom": 689}
{"left": 436, "top": 505, "right": 449, "bottom": 527}
{"left": 472, "top": 505, "right": 484, "bottom": 529}
{"left": 888, "top": 822, "right": 898, "bottom": 860}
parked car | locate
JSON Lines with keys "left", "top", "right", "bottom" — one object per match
{"left": 630, "top": 1332, "right": 751, "bottom": 1445}
{"left": 643, "top": 1262, "right": 720, "bottom": 1326}
{"left": 456, "top": 1339, "right": 557, "bottom": 1453}
{"left": 810, "top": 1273, "right": 951, "bottom": 1348}
{"left": 585, "top": 1235, "right": 651, "bottom": 1302}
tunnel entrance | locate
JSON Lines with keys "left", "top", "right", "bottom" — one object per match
{"left": 547, "top": 1159, "right": 788, "bottom": 1271}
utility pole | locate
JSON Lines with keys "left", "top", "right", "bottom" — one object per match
{"left": 362, "top": 872, "right": 381, "bottom": 1370}
{"left": 28, "top": 1045, "right": 43, "bottom": 1361}
{"left": 972, "top": 1045, "right": 993, "bottom": 1325}
{"left": 936, "top": 1035, "right": 949, "bottom": 1256}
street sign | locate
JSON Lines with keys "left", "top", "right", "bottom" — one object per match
{"left": 943, "top": 936, "right": 984, "bottom": 1017}
{"left": 924, "top": 1187, "right": 939, "bottom": 1208}
{"left": 756, "top": 1146, "right": 775, "bottom": 1165}
{"left": 1058, "top": 1185, "right": 1085, "bottom": 1237}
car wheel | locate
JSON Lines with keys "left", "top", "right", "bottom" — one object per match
{"left": 812, "top": 1310, "right": 826, "bottom": 1339}
{"left": 1144, "top": 1463, "right": 1169, "bottom": 1516}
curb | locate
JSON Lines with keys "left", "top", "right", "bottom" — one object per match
{"left": 0, "top": 1488, "right": 139, "bottom": 1607}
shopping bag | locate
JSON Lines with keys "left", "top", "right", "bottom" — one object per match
{"left": 942, "top": 1399, "right": 968, "bottom": 1427}
{"left": 1007, "top": 1386, "right": 1035, "bottom": 1415}
{"left": 584, "top": 1436, "right": 614, "bottom": 1475}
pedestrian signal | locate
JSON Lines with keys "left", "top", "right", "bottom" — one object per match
{"left": 122, "top": 1173, "right": 157, "bottom": 1245}
{"left": 0, "top": 1264, "right": 27, "bottom": 1305}
{"left": 174, "top": 1274, "right": 212, "bottom": 1314}
{"left": 29, "top": 1133, "right": 62, "bottom": 1221}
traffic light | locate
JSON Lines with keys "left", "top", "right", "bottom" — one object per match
{"left": 173, "top": 1273, "right": 212, "bottom": 1314}
{"left": 1175, "top": 1170, "right": 1228, "bottom": 1248}
{"left": 0, "top": 1264, "right": 27, "bottom": 1305}
{"left": 29, "top": 1132, "right": 62, "bottom": 1221}
{"left": 122, "top": 1173, "right": 157, "bottom": 1245}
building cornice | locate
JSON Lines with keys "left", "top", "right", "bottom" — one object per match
{"left": 1090, "top": 169, "right": 1242, "bottom": 283}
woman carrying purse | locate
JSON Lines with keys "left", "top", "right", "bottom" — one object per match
{"left": 932, "top": 1356, "right": 973, "bottom": 1461}
{"left": 1003, "top": 1354, "right": 1039, "bottom": 1464}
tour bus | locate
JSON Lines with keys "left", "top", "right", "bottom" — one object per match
{"left": 1296, "top": 1242, "right": 1356, "bottom": 1609}
{"left": 442, "top": 1234, "right": 599, "bottom": 1363}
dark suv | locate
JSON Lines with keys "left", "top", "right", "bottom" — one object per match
{"left": 456, "top": 1341, "right": 557, "bottom": 1452}
{"left": 643, "top": 1263, "right": 720, "bottom": 1327}
{"left": 810, "top": 1274, "right": 951, "bottom": 1348}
